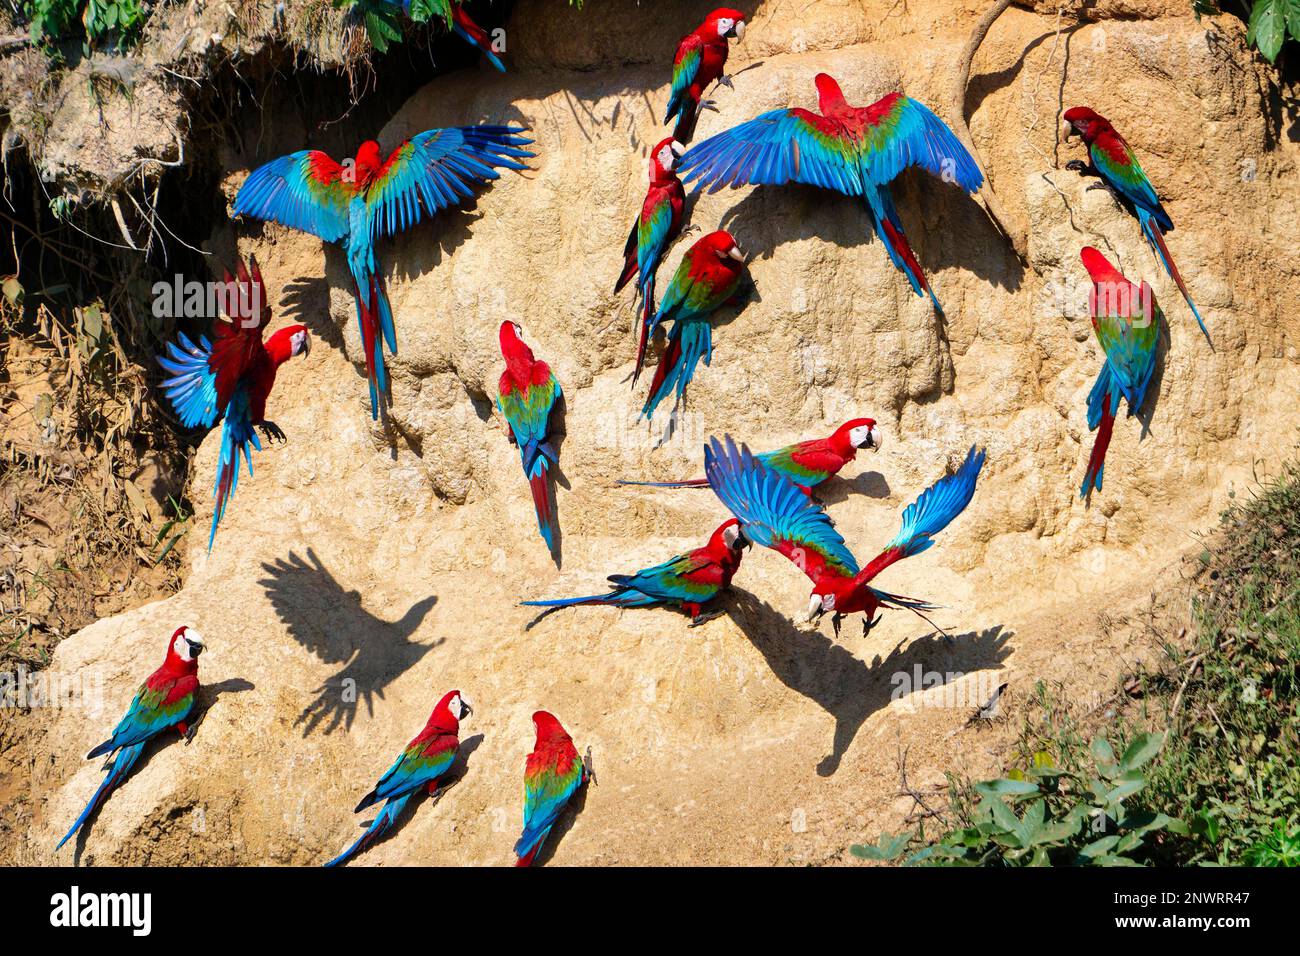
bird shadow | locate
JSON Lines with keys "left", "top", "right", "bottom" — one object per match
{"left": 279, "top": 276, "right": 341, "bottom": 352}
{"left": 257, "top": 549, "right": 441, "bottom": 737}
{"left": 724, "top": 589, "right": 1013, "bottom": 777}
{"left": 67, "top": 676, "right": 255, "bottom": 863}
{"left": 818, "top": 469, "right": 891, "bottom": 506}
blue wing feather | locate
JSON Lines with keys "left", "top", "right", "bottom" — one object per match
{"left": 888, "top": 445, "right": 985, "bottom": 559}
{"left": 158, "top": 333, "right": 219, "bottom": 429}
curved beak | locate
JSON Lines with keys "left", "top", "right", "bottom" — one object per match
{"left": 733, "top": 20, "right": 746, "bottom": 40}
{"left": 727, "top": 244, "right": 746, "bottom": 263}
{"left": 1062, "top": 122, "right": 1077, "bottom": 141}
{"left": 864, "top": 426, "right": 881, "bottom": 452}
{"left": 671, "top": 140, "right": 686, "bottom": 159}
{"left": 803, "top": 594, "right": 824, "bottom": 623}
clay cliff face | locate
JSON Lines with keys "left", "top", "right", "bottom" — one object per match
{"left": 14, "top": 0, "right": 1300, "bottom": 865}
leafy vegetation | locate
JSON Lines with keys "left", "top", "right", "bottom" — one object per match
{"left": 338, "top": 0, "right": 585, "bottom": 55}
{"left": 1194, "top": 0, "right": 1300, "bottom": 63}
{"left": 855, "top": 455, "right": 1300, "bottom": 866}
{"left": 17, "top": 0, "right": 148, "bottom": 55}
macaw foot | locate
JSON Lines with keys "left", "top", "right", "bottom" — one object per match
{"left": 1064, "top": 159, "right": 1088, "bottom": 174}
{"left": 681, "top": 223, "right": 702, "bottom": 238}
{"left": 862, "top": 614, "right": 882, "bottom": 638}
{"left": 831, "top": 612, "right": 844, "bottom": 639}
{"left": 1086, "top": 181, "right": 1112, "bottom": 192}
{"left": 688, "top": 609, "right": 725, "bottom": 627}
{"left": 259, "top": 420, "right": 287, "bottom": 444}
{"left": 696, "top": 98, "right": 720, "bottom": 116}
{"left": 717, "top": 74, "right": 734, "bottom": 91}
{"left": 583, "top": 745, "right": 597, "bottom": 786}
{"left": 427, "top": 781, "right": 440, "bottom": 796}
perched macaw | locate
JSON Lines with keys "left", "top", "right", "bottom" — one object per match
{"left": 325, "top": 689, "right": 471, "bottom": 867}
{"left": 1063, "top": 106, "right": 1210, "bottom": 347}
{"left": 521, "top": 518, "right": 750, "bottom": 626}
{"left": 514, "top": 711, "right": 593, "bottom": 867}
{"left": 614, "top": 137, "right": 689, "bottom": 384}
{"left": 497, "top": 321, "right": 563, "bottom": 556}
{"left": 678, "top": 73, "right": 983, "bottom": 315}
{"left": 57, "top": 626, "right": 205, "bottom": 851}
{"left": 640, "top": 230, "right": 747, "bottom": 421}
{"left": 706, "top": 435, "right": 984, "bottom": 638}
{"left": 158, "top": 257, "right": 310, "bottom": 550}
{"left": 1077, "top": 247, "right": 1160, "bottom": 500}
{"left": 665, "top": 8, "right": 747, "bottom": 142}
{"left": 231, "top": 124, "right": 533, "bottom": 418}
{"left": 619, "top": 418, "right": 882, "bottom": 495}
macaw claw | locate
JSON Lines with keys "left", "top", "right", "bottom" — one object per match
{"left": 583, "top": 745, "right": 597, "bottom": 786}
{"left": 688, "top": 609, "right": 724, "bottom": 627}
{"left": 260, "top": 421, "right": 287, "bottom": 443}
{"left": 1064, "top": 159, "right": 1088, "bottom": 173}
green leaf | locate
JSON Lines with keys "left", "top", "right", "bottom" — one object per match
{"left": 1078, "top": 834, "right": 1120, "bottom": 858}
{"left": 1119, "top": 732, "right": 1164, "bottom": 771}
{"left": 850, "top": 831, "right": 911, "bottom": 861}
{"left": 1249, "top": 0, "right": 1287, "bottom": 62}
{"left": 973, "top": 778, "right": 1040, "bottom": 797}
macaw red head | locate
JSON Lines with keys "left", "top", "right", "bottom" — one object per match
{"left": 699, "top": 229, "right": 746, "bottom": 265}
{"left": 353, "top": 140, "right": 385, "bottom": 186}
{"left": 531, "top": 710, "right": 574, "bottom": 748}
{"left": 814, "top": 73, "right": 849, "bottom": 114}
{"left": 1063, "top": 106, "right": 1111, "bottom": 144}
{"left": 430, "top": 690, "right": 472, "bottom": 732}
{"left": 166, "top": 625, "right": 205, "bottom": 667}
{"left": 498, "top": 320, "right": 535, "bottom": 363}
{"left": 1081, "top": 247, "right": 1155, "bottom": 325}
{"left": 709, "top": 517, "right": 751, "bottom": 555}
{"left": 650, "top": 137, "right": 686, "bottom": 180}
{"left": 265, "top": 323, "right": 311, "bottom": 365}
{"left": 705, "top": 8, "right": 746, "bottom": 40}
{"left": 833, "top": 418, "right": 882, "bottom": 453}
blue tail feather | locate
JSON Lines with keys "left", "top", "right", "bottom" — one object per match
{"left": 324, "top": 792, "right": 414, "bottom": 867}
{"left": 56, "top": 742, "right": 145, "bottom": 851}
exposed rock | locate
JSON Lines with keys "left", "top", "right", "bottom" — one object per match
{"left": 12, "top": 0, "right": 1300, "bottom": 865}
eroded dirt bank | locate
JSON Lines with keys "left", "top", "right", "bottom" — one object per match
{"left": 8, "top": 0, "right": 1300, "bottom": 865}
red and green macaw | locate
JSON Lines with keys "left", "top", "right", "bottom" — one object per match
{"left": 497, "top": 321, "right": 563, "bottom": 556}
{"left": 614, "top": 136, "right": 688, "bottom": 385}
{"left": 706, "top": 435, "right": 984, "bottom": 639}
{"left": 1063, "top": 106, "right": 1210, "bottom": 347}
{"left": 619, "top": 418, "right": 882, "bottom": 495}
{"left": 678, "top": 73, "right": 983, "bottom": 315}
{"left": 665, "top": 8, "right": 747, "bottom": 142}
{"left": 231, "top": 124, "right": 533, "bottom": 419}
{"left": 158, "top": 257, "right": 310, "bottom": 550}
{"left": 521, "top": 518, "right": 750, "bottom": 626}
{"left": 1077, "top": 247, "right": 1160, "bottom": 500}
{"left": 640, "top": 229, "right": 747, "bottom": 421}
{"left": 514, "top": 711, "right": 593, "bottom": 867}
{"left": 57, "top": 626, "right": 205, "bottom": 851}
{"left": 325, "top": 689, "right": 471, "bottom": 867}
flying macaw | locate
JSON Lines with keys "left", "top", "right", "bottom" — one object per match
{"left": 619, "top": 418, "right": 882, "bottom": 496}
{"left": 56, "top": 626, "right": 205, "bottom": 851}
{"left": 677, "top": 73, "right": 983, "bottom": 315}
{"left": 1063, "top": 106, "right": 1210, "bottom": 347}
{"left": 158, "top": 257, "right": 310, "bottom": 550}
{"left": 665, "top": 8, "right": 747, "bottom": 142}
{"left": 1077, "top": 246, "right": 1160, "bottom": 500}
{"left": 613, "top": 137, "right": 688, "bottom": 385}
{"left": 497, "top": 321, "right": 563, "bottom": 556}
{"left": 325, "top": 689, "right": 471, "bottom": 867}
{"left": 514, "top": 711, "right": 593, "bottom": 867}
{"left": 706, "top": 435, "right": 984, "bottom": 638}
{"left": 521, "top": 518, "right": 750, "bottom": 626}
{"left": 640, "top": 230, "right": 747, "bottom": 422}
{"left": 231, "top": 123, "right": 534, "bottom": 419}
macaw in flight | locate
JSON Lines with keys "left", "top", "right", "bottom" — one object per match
{"left": 57, "top": 626, "right": 205, "bottom": 851}
{"left": 158, "top": 256, "right": 310, "bottom": 550}
{"left": 619, "top": 418, "right": 882, "bottom": 496}
{"left": 641, "top": 230, "right": 747, "bottom": 422}
{"left": 521, "top": 518, "right": 750, "bottom": 627}
{"left": 614, "top": 136, "right": 689, "bottom": 385}
{"left": 497, "top": 321, "right": 563, "bottom": 557}
{"left": 677, "top": 73, "right": 983, "bottom": 315}
{"left": 706, "top": 435, "right": 984, "bottom": 639}
{"left": 665, "top": 8, "right": 747, "bottom": 142}
{"left": 514, "top": 711, "right": 594, "bottom": 867}
{"left": 231, "top": 123, "right": 533, "bottom": 419}
{"left": 1063, "top": 106, "right": 1211, "bottom": 348}
{"left": 1077, "top": 247, "right": 1160, "bottom": 500}
{"left": 325, "top": 690, "right": 471, "bottom": 867}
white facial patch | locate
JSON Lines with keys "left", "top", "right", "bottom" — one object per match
{"left": 717, "top": 17, "right": 733, "bottom": 37}
{"left": 722, "top": 524, "right": 742, "bottom": 549}
{"left": 657, "top": 144, "right": 676, "bottom": 171}
{"left": 850, "top": 424, "right": 880, "bottom": 450}
{"left": 291, "top": 329, "right": 309, "bottom": 356}
{"left": 174, "top": 628, "right": 204, "bottom": 661}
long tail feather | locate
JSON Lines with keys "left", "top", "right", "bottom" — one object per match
{"left": 209, "top": 390, "right": 260, "bottom": 551}
{"left": 866, "top": 186, "right": 944, "bottom": 316}
{"left": 56, "top": 743, "right": 144, "bottom": 850}
{"left": 616, "top": 477, "right": 709, "bottom": 489}
{"left": 514, "top": 822, "right": 555, "bottom": 867}
{"left": 452, "top": 7, "right": 506, "bottom": 72}
{"left": 1081, "top": 397, "right": 1116, "bottom": 499}
{"left": 324, "top": 792, "right": 414, "bottom": 867}
{"left": 1139, "top": 210, "right": 1211, "bottom": 347}
{"left": 529, "top": 470, "right": 557, "bottom": 553}
{"left": 631, "top": 275, "right": 656, "bottom": 387}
